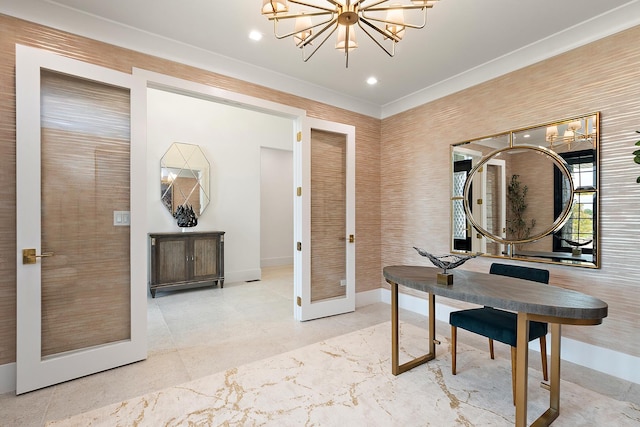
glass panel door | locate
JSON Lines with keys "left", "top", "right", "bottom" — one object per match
{"left": 16, "top": 46, "right": 146, "bottom": 394}
{"left": 296, "top": 118, "right": 355, "bottom": 321}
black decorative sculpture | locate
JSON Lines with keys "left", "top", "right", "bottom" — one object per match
{"left": 414, "top": 247, "right": 478, "bottom": 285}
{"left": 174, "top": 204, "right": 198, "bottom": 228}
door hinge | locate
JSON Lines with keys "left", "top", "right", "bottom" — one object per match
{"left": 477, "top": 198, "right": 483, "bottom": 205}
{"left": 297, "top": 296, "right": 302, "bottom": 306}
{"left": 297, "top": 187, "right": 302, "bottom": 196}
{"left": 349, "top": 234, "right": 355, "bottom": 243}
{"left": 297, "top": 242, "right": 302, "bottom": 251}
{"left": 297, "top": 131, "right": 302, "bottom": 142}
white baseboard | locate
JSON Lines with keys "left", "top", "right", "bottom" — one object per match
{"left": 0, "top": 362, "right": 16, "bottom": 394}
{"left": 356, "top": 288, "right": 383, "bottom": 307}
{"left": 225, "top": 269, "right": 262, "bottom": 284}
{"left": 377, "top": 288, "right": 640, "bottom": 385}
{"left": 261, "top": 257, "right": 293, "bottom": 268}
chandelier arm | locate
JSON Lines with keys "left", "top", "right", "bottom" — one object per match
{"left": 357, "top": 19, "right": 396, "bottom": 57}
{"left": 362, "top": 4, "right": 436, "bottom": 12}
{"left": 358, "top": 0, "right": 389, "bottom": 8}
{"left": 343, "top": 24, "right": 351, "bottom": 68}
{"left": 286, "top": 0, "right": 340, "bottom": 13}
{"left": 271, "top": 14, "right": 335, "bottom": 40}
{"left": 267, "top": 11, "right": 335, "bottom": 21}
{"left": 301, "top": 25, "right": 339, "bottom": 62}
{"left": 360, "top": 12, "right": 427, "bottom": 30}
{"left": 299, "top": 16, "right": 339, "bottom": 48}
{"left": 359, "top": 16, "right": 400, "bottom": 44}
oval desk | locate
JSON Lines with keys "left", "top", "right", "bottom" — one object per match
{"left": 383, "top": 265, "right": 608, "bottom": 427}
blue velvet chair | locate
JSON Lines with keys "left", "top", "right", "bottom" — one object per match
{"left": 449, "top": 263, "right": 549, "bottom": 403}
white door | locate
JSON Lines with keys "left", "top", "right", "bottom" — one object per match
{"left": 15, "top": 45, "right": 147, "bottom": 394}
{"left": 294, "top": 118, "right": 355, "bottom": 321}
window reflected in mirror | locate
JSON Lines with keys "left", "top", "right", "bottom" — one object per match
{"left": 450, "top": 113, "right": 599, "bottom": 268}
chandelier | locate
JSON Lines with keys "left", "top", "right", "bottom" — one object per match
{"left": 261, "top": 1, "right": 439, "bottom": 67}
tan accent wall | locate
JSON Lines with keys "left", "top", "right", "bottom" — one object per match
{"left": 0, "top": 14, "right": 381, "bottom": 365}
{"left": 382, "top": 25, "right": 640, "bottom": 357}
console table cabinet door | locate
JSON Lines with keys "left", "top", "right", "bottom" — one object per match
{"left": 156, "top": 238, "right": 189, "bottom": 284}
{"left": 192, "top": 235, "right": 219, "bottom": 280}
{"left": 149, "top": 232, "right": 225, "bottom": 297}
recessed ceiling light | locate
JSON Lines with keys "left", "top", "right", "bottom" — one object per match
{"left": 366, "top": 77, "right": 378, "bottom": 85}
{"left": 249, "top": 31, "right": 263, "bottom": 41}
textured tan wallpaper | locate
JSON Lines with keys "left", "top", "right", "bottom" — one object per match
{"left": 310, "top": 129, "right": 347, "bottom": 302}
{"left": 0, "top": 14, "right": 381, "bottom": 365}
{"left": 381, "top": 25, "right": 640, "bottom": 357}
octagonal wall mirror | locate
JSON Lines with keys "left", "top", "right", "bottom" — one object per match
{"left": 450, "top": 112, "right": 599, "bottom": 268}
{"left": 161, "top": 142, "right": 210, "bottom": 218}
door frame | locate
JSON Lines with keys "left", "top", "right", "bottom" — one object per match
{"left": 15, "top": 45, "right": 148, "bottom": 394}
{"left": 131, "top": 70, "right": 355, "bottom": 322}
{"left": 131, "top": 69, "right": 310, "bottom": 316}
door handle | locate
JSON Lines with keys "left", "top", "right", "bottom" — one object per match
{"left": 22, "top": 249, "right": 54, "bottom": 265}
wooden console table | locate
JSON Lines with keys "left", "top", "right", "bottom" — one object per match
{"left": 149, "top": 231, "right": 224, "bottom": 297}
{"left": 383, "top": 265, "right": 608, "bottom": 427}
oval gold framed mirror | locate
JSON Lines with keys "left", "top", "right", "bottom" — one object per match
{"left": 463, "top": 145, "right": 574, "bottom": 250}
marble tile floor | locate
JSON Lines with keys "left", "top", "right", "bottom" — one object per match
{"left": 1, "top": 265, "right": 638, "bottom": 426}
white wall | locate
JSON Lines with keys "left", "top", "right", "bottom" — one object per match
{"left": 260, "top": 148, "right": 294, "bottom": 267}
{"left": 146, "top": 88, "right": 293, "bottom": 283}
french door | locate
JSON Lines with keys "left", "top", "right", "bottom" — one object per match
{"left": 294, "top": 118, "right": 356, "bottom": 321}
{"left": 15, "top": 45, "right": 147, "bottom": 394}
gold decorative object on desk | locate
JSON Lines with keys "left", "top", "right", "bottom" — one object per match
{"left": 413, "top": 247, "right": 478, "bottom": 285}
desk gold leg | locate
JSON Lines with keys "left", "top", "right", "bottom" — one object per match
{"left": 529, "top": 324, "right": 561, "bottom": 426}
{"left": 390, "top": 281, "right": 435, "bottom": 375}
{"left": 550, "top": 324, "right": 561, "bottom": 413}
{"left": 515, "top": 312, "right": 530, "bottom": 427}
{"left": 428, "top": 292, "right": 436, "bottom": 357}
{"left": 516, "top": 318, "right": 562, "bottom": 427}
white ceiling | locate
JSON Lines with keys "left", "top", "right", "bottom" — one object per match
{"left": 2, "top": 0, "right": 640, "bottom": 117}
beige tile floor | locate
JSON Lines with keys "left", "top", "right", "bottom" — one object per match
{"left": 1, "top": 265, "right": 638, "bottom": 426}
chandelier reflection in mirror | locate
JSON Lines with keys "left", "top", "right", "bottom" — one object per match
{"left": 261, "top": 1, "right": 439, "bottom": 67}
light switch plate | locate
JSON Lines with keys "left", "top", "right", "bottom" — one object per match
{"left": 113, "top": 210, "right": 131, "bottom": 226}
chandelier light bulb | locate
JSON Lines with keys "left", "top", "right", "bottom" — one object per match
{"left": 262, "top": 0, "right": 288, "bottom": 15}
{"left": 336, "top": 24, "right": 358, "bottom": 51}
{"left": 294, "top": 13, "right": 313, "bottom": 47}
{"left": 385, "top": 5, "right": 406, "bottom": 40}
